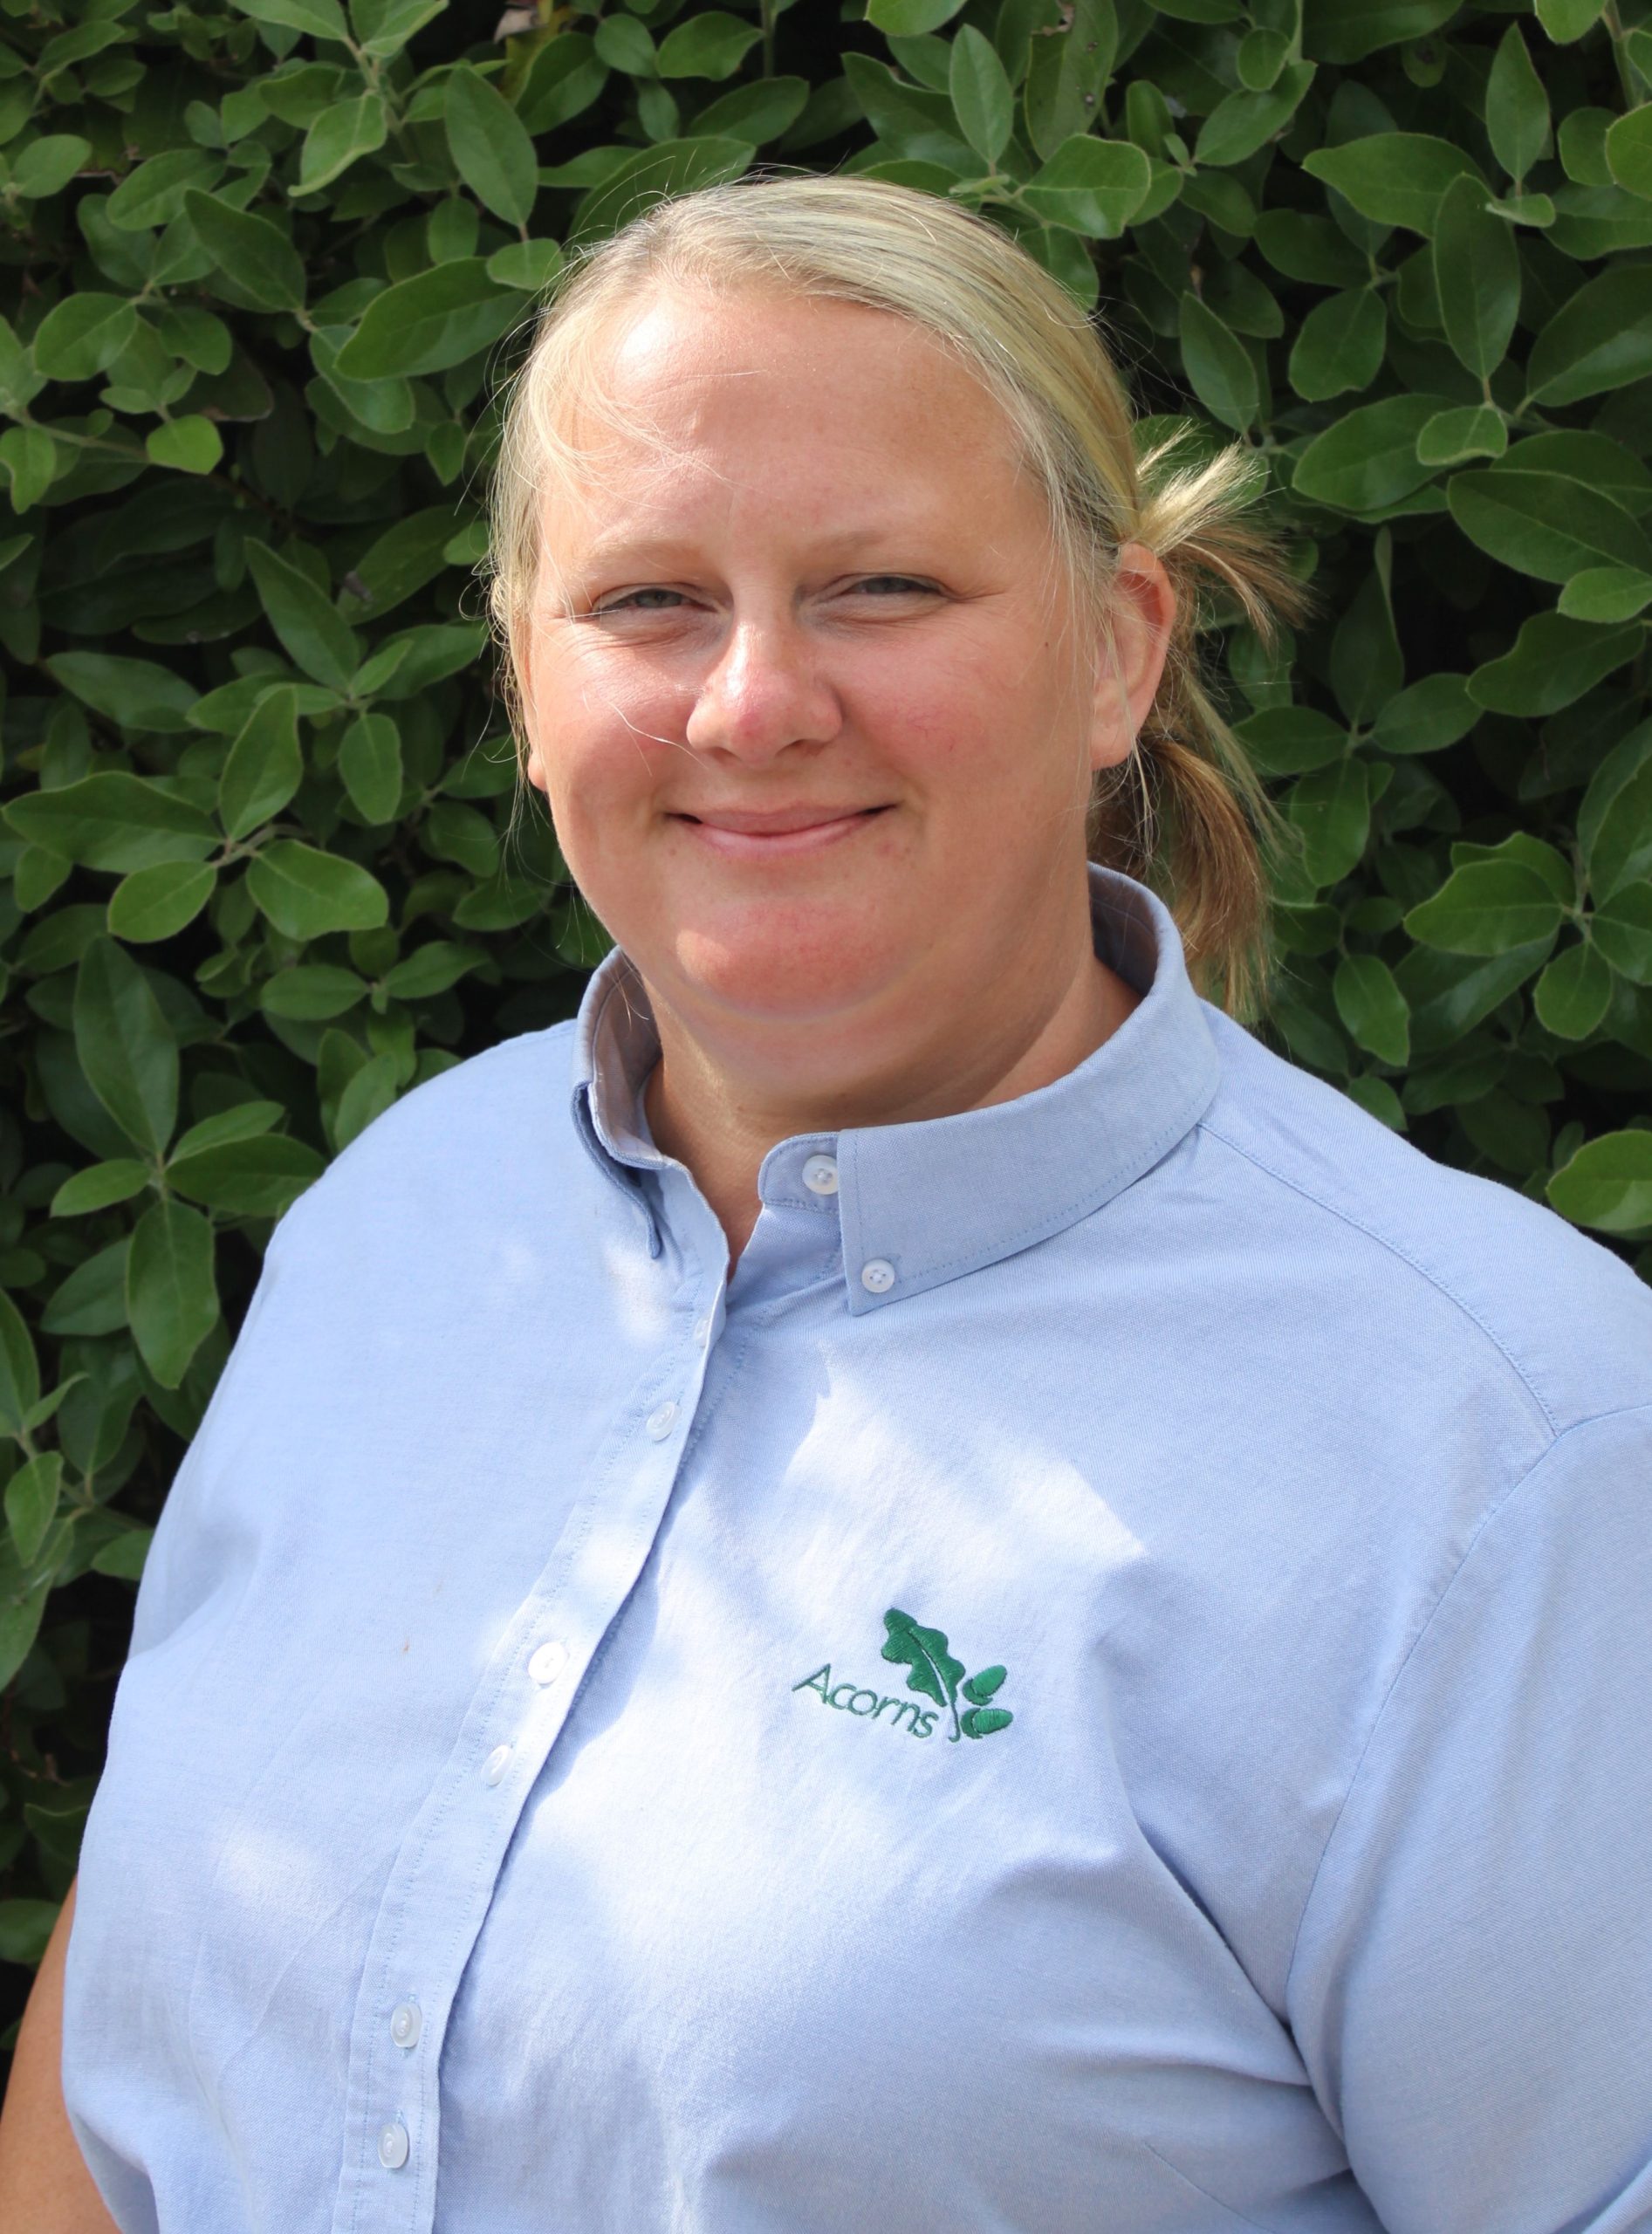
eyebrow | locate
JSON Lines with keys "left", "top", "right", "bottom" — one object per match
{"left": 566, "top": 521, "right": 943, "bottom": 575}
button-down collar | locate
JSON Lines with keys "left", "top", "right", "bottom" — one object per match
{"left": 571, "top": 862, "right": 1222, "bottom": 1311}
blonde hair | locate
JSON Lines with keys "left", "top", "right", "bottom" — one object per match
{"left": 485, "top": 169, "right": 1306, "bottom": 1019}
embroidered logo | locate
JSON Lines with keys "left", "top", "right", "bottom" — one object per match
{"left": 791, "top": 1607, "right": 1013, "bottom": 1744}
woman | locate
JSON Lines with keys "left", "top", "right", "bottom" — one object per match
{"left": 4, "top": 173, "right": 1650, "bottom": 2233}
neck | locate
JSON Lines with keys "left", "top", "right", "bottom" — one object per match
{"left": 641, "top": 922, "right": 1143, "bottom": 1261}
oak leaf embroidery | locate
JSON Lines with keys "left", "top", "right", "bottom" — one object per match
{"left": 881, "top": 1607, "right": 1013, "bottom": 1742}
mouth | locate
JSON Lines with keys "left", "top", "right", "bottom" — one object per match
{"left": 668, "top": 804, "right": 895, "bottom": 859}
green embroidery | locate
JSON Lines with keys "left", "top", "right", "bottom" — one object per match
{"left": 881, "top": 1608, "right": 1013, "bottom": 1743}
{"left": 792, "top": 1619, "right": 1013, "bottom": 1746}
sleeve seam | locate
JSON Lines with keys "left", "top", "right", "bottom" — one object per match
{"left": 1280, "top": 1399, "right": 1652, "bottom": 2005}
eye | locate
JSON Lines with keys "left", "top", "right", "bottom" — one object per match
{"left": 852, "top": 575, "right": 936, "bottom": 596}
{"left": 591, "top": 587, "right": 689, "bottom": 615}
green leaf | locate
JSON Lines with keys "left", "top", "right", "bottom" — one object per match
{"left": 1559, "top": 567, "right": 1652, "bottom": 623}
{"left": 1301, "top": 135, "right": 1484, "bottom": 237}
{"left": 10, "top": 135, "right": 90, "bottom": 198}
{"left": 106, "top": 861, "right": 217, "bottom": 943}
{"left": 1448, "top": 469, "right": 1652, "bottom": 586}
{"left": 167, "top": 1134, "right": 325, "bottom": 1217}
{"left": 949, "top": 24, "right": 1012, "bottom": 168}
{"left": 1532, "top": 939, "right": 1614, "bottom": 1038}
{"left": 961, "top": 1663, "right": 1007, "bottom": 1704}
{"left": 350, "top": 0, "right": 445, "bottom": 57}
{"left": 444, "top": 65, "right": 538, "bottom": 228}
{"left": 260, "top": 963, "right": 368, "bottom": 1019}
{"left": 1526, "top": 266, "right": 1652, "bottom": 407}
{"left": 0, "top": 1899, "right": 58, "bottom": 1967}
{"left": 656, "top": 10, "right": 764, "bottom": 79}
{"left": 1303, "top": 0, "right": 1458, "bottom": 63}
{"left": 1582, "top": 745, "right": 1652, "bottom": 904}
{"left": 146, "top": 416, "right": 223, "bottom": 476}
{"left": 380, "top": 940, "right": 483, "bottom": 1000}
{"left": 1023, "top": 0, "right": 1117, "bottom": 163}
{"left": 106, "top": 147, "right": 222, "bottom": 230}
{"left": 0, "top": 1292, "right": 39, "bottom": 1437}
{"left": 867, "top": 0, "right": 967, "bottom": 29}
{"left": 126, "top": 1199, "right": 217, "bottom": 1389}
{"left": 332, "top": 1050, "right": 400, "bottom": 1148}
{"left": 229, "top": 0, "right": 349, "bottom": 40}
{"left": 1292, "top": 394, "right": 1447, "bottom": 513}
{"left": 1433, "top": 173, "right": 1519, "bottom": 380}
{"left": 41, "top": 1242, "right": 131, "bottom": 1340}
{"left": 246, "top": 840, "right": 389, "bottom": 937}
{"left": 1468, "top": 613, "right": 1642, "bottom": 716}
{"left": 1237, "top": 707, "right": 1348, "bottom": 774}
{"left": 1592, "top": 881, "right": 1652, "bottom": 983}
{"left": 3, "top": 771, "right": 216, "bottom": 871}
{"left": 73, "top": 936, "right": 178, "bottom": 1157}
{"left": 1606, "top": 107, "right": 1652, "bottom": 202}
{"left": 1368, "top": 674, "right": 1477, "bottom": 756}
{"left": 1416, "top": 406, "right": 1507, "bottom": 468}
{"left": 91, "top": 1528, "right": 154, "bottom": 1580}
{"left": 42, "top": 654, "right": 199, "bottom": 736}
{"left": 1547, "top": 1131, "right": 1652, "bottom": 1235}
{"left": 1019, "top": 137, "right": 1151, "bottom": 238}
{"left": 5, "top": 1451, "right": 61, "bottom": 1567}
{"left": 332, "top": 259, "right": 522, "bottom": 380}
{"left": 1333, "top": 952, "right": 1409, "bottom": 1066}
{"left": 245, "top": 544, "right": 360, "bottom": 690}
{"left": 50, "top": 1161, "right": 151, "bottom": 1218}
{"left": 881, "top": 1607, "right": 966, "bottom": 1737}
{"left": 567, "top": 137, "right": 755, "bottom": 250}
{"left": 486, "top": 239, "right": 563, "bottom": 292}
{"left": 1287, "top": 287, "right": 1386, "bottom": 402}
{"left": 184, "top": 190, "right": 306, "bottom": 313}
{"left": 220, "top": 687, "right": 303, "bottom": 840}
{"left": 31, "top": 293, "right": 140, "bottom": 382}
{"left": 1195, "top": 62, "right": 1315, "bottom": 169}
{"left": 297, "top": 92, "right": 387, "bottom": 196}
{"left": 1534, "top": 0, "right": 1603, "bottom": 37}
{"left": 338, "top": 710, "right": 403, "bottom": 822}
{"left": 1177, "top": 292, "right": 1258, "bottom": 432}
{"left": 1485, "top": 23, "right": 1551, "bottom": 185}
{"left": 1289, "top": 759, "right": 1370, "bottom": 886}
{"left": 1404, "top": 862, "right": 1566, "bottom": 955}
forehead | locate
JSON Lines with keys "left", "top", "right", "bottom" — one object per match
{"left": 544, "top": 284, "right": 1029, "bottom": 532}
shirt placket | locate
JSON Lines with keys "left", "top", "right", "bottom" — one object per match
{"left": 327, "top": 1202, "right": 724, "bottom": 2234}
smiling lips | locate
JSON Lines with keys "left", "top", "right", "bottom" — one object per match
{"left": 671, "top": 804, "right": 892, "bottom": 859}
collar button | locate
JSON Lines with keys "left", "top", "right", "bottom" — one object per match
{"left": 860, "top": 1257, "right": 895, "bottom": 1295}
{"left": 802, "top": 1153, "right": 839, "bottom": 1196}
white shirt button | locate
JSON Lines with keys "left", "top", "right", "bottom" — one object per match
{"left": 378, "top": 2121, "right": 409, "bottom": 2170}
{"left": 528, "top": 1639, "right": 568, "bottom": 1686}
{"left": 802, "top": 1153, "right": 840, "bottom": 1196}
{"left": 860, "top": 1258, "right": 896, "bottom": 1294}
{"left": 483, "top": 1744, "right": 511, "bottom": 1785}
{"left": 389, "top": 2001, "right": 421, "bottom": 2050}
{"left": 646, "top": 1400, "right": 678, "bottom": 1440}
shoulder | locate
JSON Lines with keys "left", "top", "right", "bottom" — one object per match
{"left": 271, "top": 1018, "right": 586, "bottom": 1259}
{"left": 1195, "top": 1004, "right": 1652, "bottom": 1439}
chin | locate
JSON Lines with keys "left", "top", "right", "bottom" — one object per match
{"left": 664, "top": 903, "right": 903, "bottom": 1025}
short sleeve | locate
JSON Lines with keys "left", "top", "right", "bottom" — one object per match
{"left": 1285, "top": 1402, "right": 1652, "bottom": 2234}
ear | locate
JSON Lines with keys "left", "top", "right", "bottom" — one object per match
{"left": 1086, "top": 540, "right": 1176, "bottom": 776}
{"left": 516, "top": 629, "right": 550, "bottom": 796}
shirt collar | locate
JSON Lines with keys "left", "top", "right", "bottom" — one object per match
{"left": 570, "top": 863, "right": 1221, "bottom": 1310}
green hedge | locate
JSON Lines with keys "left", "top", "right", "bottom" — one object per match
{"left": 3, "top": 0, "right": 1652, "bottom": 2048}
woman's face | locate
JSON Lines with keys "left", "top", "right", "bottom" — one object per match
{"left": 519, "top": 283, "right": 1167, "bottom": 1047}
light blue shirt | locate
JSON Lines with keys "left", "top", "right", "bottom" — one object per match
{"left": 63, "top": 863, "right": 1652, "bottom": 2234}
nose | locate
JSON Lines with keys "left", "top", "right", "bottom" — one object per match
{"left": 683, "top": 607, "right": 841, "bottom": 766}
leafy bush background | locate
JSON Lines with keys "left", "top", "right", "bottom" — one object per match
{"left": 3, "top": 0, "right": 1652, "bottom": 2056}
